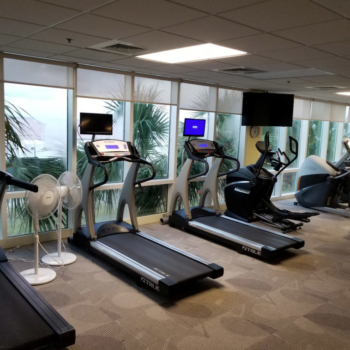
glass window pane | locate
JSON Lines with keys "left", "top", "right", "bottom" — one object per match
{"left": 327, "top": 122, "right": 340, "bottom": 162}
{"left": 286, "top": 119, "right": 301, "bottom": 168}
{"left": 134, "top": 77, "right": 175, "bottom": 104}
{"left": 7, "top": 198, "right": 67, "bottom": 237}
{"left": 5, "top": 83, "right": 68, "bottom": 187}
{"left": 262, "top": 126, "right": 280, "bottom": 151}
{"left": 77, "top": 98, "right": 125, "bottom": 183}
{"left": 217, "top": 89, "right": 242, "bottom": 114}
{"left": 133, "top": 103, "right": 170, "bottom": 179}
{"left": 180, "top": 83, "right": 216, "bottom": 111}
{"left": 94, "top": 189, "right": 121, "bottom": 223}
{"left": 216, "top": 114, "right": 240, "bottom": 158}
{"left": 307, "top": 120, "right": 324, "bottom": 157}
{"left": 136, "top": 185, "right": 168, "bottom": 216}
{"left": 77, "top": 68, "right": 125, "bottom": 100}
{"left": 174, "top": 181, "right": 204, "bottom": 209}
{"left": 282, "top": 172, "right": 297, "bottom": 194}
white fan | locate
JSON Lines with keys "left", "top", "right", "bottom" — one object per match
{"left": 42, "top": 171, "right": 83, "bottom": 266}
{"left": 21, "top": 174, "right": 60, "bottom": 285}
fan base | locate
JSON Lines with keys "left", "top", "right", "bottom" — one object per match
{"left": 21, "top": 268, "right": 56, "bottom": 285}
{"left": 42, "top": 252, "right": 77, "bottom": 266}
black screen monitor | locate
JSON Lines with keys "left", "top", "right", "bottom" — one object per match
{"left": 183, "top": 118, "right": 206, "bottom": 137}
{"left": 242, "top": 93, "right": 294, "bottom": 127}
{"left": 80, "top": 113, "right": 113, "bottom": 135}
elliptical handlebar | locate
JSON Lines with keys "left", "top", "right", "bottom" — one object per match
{"left": 273, "top": 136, "right": 298, "bottom": 178}
{"left": 334, "top": 168, "right": 350, "bottom": 180}
{"left": 253, "top": 132, "right": 270, "bottom": 181}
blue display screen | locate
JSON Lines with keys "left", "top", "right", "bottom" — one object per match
{"left": 198, "top": 143, "right": 208, "bottom": 148}
{"left": 106, "top": 145, "right": 119, "bottom": 149}
{"left": 183, "top": 118, "right": 206, "bottom": 137}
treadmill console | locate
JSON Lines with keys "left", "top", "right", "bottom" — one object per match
{"left": 91, "top": 140, "right": 131, "bottom": 157}
{"left": 86, "top": 139, "right": 140, "bottom": 164}
{"left": 185, "top": 139, "right": 222, "bottom": 158}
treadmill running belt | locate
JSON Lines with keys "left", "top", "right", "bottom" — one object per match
{"left": 195, "top": 216, "right": 297, "bottom": 249}
{"left": 98, "top": 233, "right": 212, "bottom": 283}
{"left": 0, "top": 272, "right": 55, "bottom": 350}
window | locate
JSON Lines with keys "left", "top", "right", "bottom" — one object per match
{"left": 327, "top": 122, "right": 341, "bottom": 162}
{"left": 286, "top": 120, "right": 302, "bottom": 168}
{"left": 5, "top": 83, "right": 69, "bottom": 236}
{"left": 307, "top": 120, "right": 324, "bottom": 157}
{"left": 262, "top": 126, "right": 280, "bottom": 151}
{"left": 76, "top": 98, "right": 125, "bottom": 183}
{"left": 282, "top": 172, "right": 297, "bottom": 195}
{"left": 136, "top": 185, "right": 168, "bottom": 216}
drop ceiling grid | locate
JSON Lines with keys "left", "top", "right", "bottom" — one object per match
{"left": 0, "top": 0, "right": 349, "bottom": 102}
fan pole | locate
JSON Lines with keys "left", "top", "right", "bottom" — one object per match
{"left": 57, "top": 199, "right": 62, "bottom": 258}
{"left": 34, "top": 219, "right": 39, "bottom": 275}
{"left": 21, "top": 218, "right": 57, "bottom": 285}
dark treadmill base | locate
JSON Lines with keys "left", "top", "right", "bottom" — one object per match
{"left": 74, "top": 222, "right": 223, "bottom": 295}
{"left": 0, "top": 249, "right": 75, "bottom": 350}
{"left": 169, "top": 209, "right": 304, "bottom": 259}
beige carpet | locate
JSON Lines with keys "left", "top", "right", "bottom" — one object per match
{"left": 7, "top": 199, "right": 350, "bottom": 350}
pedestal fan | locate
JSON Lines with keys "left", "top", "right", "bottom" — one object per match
{"left": 42, "top": 171, "right": 83, "bottom": 266}
{"left": 21, "top": 174, "right": 60, "bottom": 285}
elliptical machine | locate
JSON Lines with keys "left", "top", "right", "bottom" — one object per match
{"left": 225, "top": 132, "right": 318, "bottom": 232}
{"left": 294, "top": 139, "right": 350, "bottom": 217}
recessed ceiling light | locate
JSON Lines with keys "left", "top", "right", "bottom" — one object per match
{"left": 336, "top": 91, "right": 350, "bottom": 96}
{"left": 136, "top": 43, "right": 247, "bottom": 64}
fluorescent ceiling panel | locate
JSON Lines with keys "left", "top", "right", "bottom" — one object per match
{"left": 336, "top": 91, "right": 350, "bottom": 96}
{"left": 137, "top": 44, "right": 247, "bottom": 64}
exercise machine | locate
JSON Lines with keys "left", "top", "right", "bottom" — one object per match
{"left": 294, "top": 138, "right": 350, "bottom": 217}
{"left": 0, "top": 171, "right": 75, "bottom": 349}
{"left": 70, "top": 138, "right": 223, "bottom": 295}
{"left": 225, "top": 133, "right": 318, "bottom": 232}
{"left": 169, "top": 119, "right": 304, "bottom": 259}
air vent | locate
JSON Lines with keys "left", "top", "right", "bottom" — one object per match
{"left": 305, "top": 86, "right": 347, "bottom": 90}
{"left": 89, "top": 40, "right": 146, "bottom": 56}
{"left": 221, "top": 67, "right": 265, "bottom": 75}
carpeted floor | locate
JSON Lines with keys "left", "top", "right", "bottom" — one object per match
{"left": 6, "top": 199, "right": 350, "bottom": 350}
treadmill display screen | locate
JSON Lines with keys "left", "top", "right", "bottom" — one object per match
{"left": 198, "top": 143, "right": 208, "bottom": 148}
{"left": 106, "top": 145, "right": 119, "bottom": 149}
{"left": 183, "top": 118, "right": 206, "bottom": 137}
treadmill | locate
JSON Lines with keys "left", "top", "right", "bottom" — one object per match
{"left": 168, "top": 119, "right": 304, "bottom": 259}
{"left": 70, "top": 138, "right": 223, "bottom": 295}
{"left": 0, "top": 171, "right": 75, "bottom": 350}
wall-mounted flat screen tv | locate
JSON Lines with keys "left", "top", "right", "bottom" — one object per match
{"left": 80, "top": 113, "right": 113, "bottom": 135}
{"left": 242, "top": 93, "right": 294, "bottom": 127}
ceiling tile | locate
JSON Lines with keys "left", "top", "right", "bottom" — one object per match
{"left": 170, "top": 0, "right": 265, "bottom": 14}
{"left": 48, "top": 54, "right": 102, "bottom": 64}
{"left": 151, "top": 64, "right": 201, "bottom": 74}
{"left": 312, "top": 41, "right": 350, "bottom": 57}
{"left": 216, "top": 54, "right": 283, "bottom": 66}
{"left": 109, "top": 57, "right": 161, "bottom": 68}
{"left": 219, "top": 0, "right": 339, "bottom": 31}
{"left": 92, "top": 0, "right": 206, "bottom": 29}
{"left": 38, "top": 0, "right": 114, "bottom": 12}
{"left": 0, "top": 46, "right": 52, "bottom": 58}
{"left": 275, "top": 19, "right": 350, "bottom": 45}
{"left": 219, "top": 33, "right": 300, "bottom": 53}
{"left": 293, "top": 56, "right": 350, "bottom": 69}
{"left": 10, "top": 38, "right": 78, "bottom": 54}
{"left": 180, "top": 60, "right": 237, "bottom": 70}
{"left": 0, "top": 34, "right": 20, "bottom": 46}
{"left": 29, "top": 28, "right": 109, "bottom": 48}
{"left": 120, "top": 31, "right": 201, "bottom": 51}
{"left": 56, "top": 14, "right": 150, "bottom": 39}
{"left": 249, "top": 62, "right": 305, "bottom": 72}
{"left": 163, "top": 16, "right": 260, "bottom": 42}
{"left": 64, "top": 48, "right": 125, "bottom": 61}
{"left": 301, "top": 75, "right": 350, "bottom": 85}
{"left": 263, "top": 78, "right": 313, "bottom": 85}
{"left": 0, "top": 0, "right": 80, "bottom": 26}
{"left": 0, "top": 18, "right": 45, "bottom": 37}
{"left": 313, "top": 0, "right": 350, "bottom": 19}
{"left": 260, "top": 46, "right": 333, "bottom": 62}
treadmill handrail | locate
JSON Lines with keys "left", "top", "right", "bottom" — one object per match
{"left": 189, "top": 159, "right": 209, "bottom": 180}
{"left": 218, "top": 155, "right": 240, "bottom": 178}
{"left": 135, "top": 159, "right": 156, "bottom": 186}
